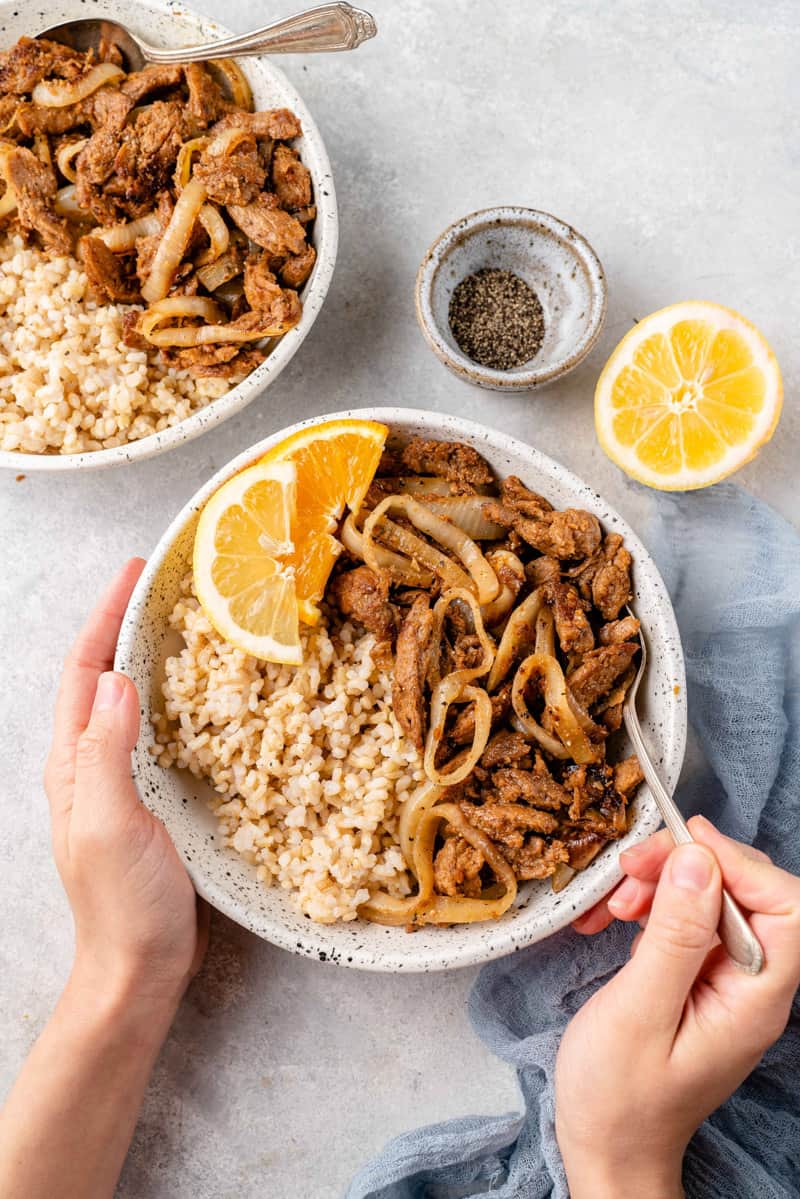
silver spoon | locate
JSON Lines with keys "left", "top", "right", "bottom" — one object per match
{"left": 38, "top": 2, "right": 377, "bottom": 72}
{"left": 622, "top": 606, "right": 764, "bottom": 975}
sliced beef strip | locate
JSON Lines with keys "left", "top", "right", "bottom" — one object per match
{"left": 450, "top": 682, "right": 512, "bottom": 746}
{"left": 280, "top": 243, "right": 316, "bottom": 289}
{"left": 460, "top": 802, "right": 559, "bottom": 848}
{"left": 592, "top": 534, "right": 633, "bottom": 620}
{"left": 80, "top": 235, "right": 141, "bottom": 302}
{"left": 566, "top": 643, "right": 638, "bottom": 710}
{"left": 227, "top": 194, "right": 306, "bottom": 257}
{"left": 526, "top": 555, "right": 561, "bottom": 587}
{"left": 329, "top": 566, "right": 396, "bottom": 649}
{"left": 433, "top": 835, "right": 484, "bottom": 898}
{"left": 208, "top": 108, "right": 302, "bottom": 141}
{"left": 542, "top": 579, "right": 594, "bottom": 655}
{"left": 271, "top": 143, "right": 312, "bottom": 210}
{"left": 599, "top": 615, "right": 640, "bottom": 645}
{"left": 184, "top": 63, "right": 228, "bottom": 127}
{"left": 194, "top": 132, "right": 266, "bottom": 206}
{"left": 392, "top": 594, "right": 433, "bottom": 750}
{"left": 492, "top": 767, "right": 569, "bottom": 811}
{"left": 614, "top": 755, "right": 644, "bottom": 796}
{"left": 6, "top": 146, "right": 71, "bottom": 255}
{"left": 175, "top": 345, "right": 265, "bottom": 380}
{"left": 505, "top": 838, "right": 570, "bottom": 881}
{"left": 400, "top": 437, "right": 493, "bottom": 488}
{"left": 499, "top": 476, "right": 553, "bottom": 517}
{"left": 0, "top": 37, "right": 87, "bottom": 95}
{"left": 108, "top": 100, "right": 188, "bottom": 205}
{"left": 480, "top": 730, "right": 531, "bottom": 769}
{"left": 242, "top": 253, "right": 301, "bottom": 325}
{"left": 121, "top": 64, "right": 183, "bottom": 105}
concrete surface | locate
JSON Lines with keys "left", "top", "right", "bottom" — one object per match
{"left": 1, "top": 2, "right": 798, "bottom": 1196}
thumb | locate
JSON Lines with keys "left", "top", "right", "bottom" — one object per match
{"left": 617, "top": 842, "right": 722, "bottom": 1034}
{"left": 73, "top": 672, "right": 141, "bottom": 827}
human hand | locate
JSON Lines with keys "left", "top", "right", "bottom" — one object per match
{"left": 555, "top": 817, "right": 800, "bottom": 1199}
{"left": 44, "top": 558, "right": 208, "bottom": 1017}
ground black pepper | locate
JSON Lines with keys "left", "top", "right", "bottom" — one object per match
{"left": 448, "top": 268, "right": 545, "bottom": 370}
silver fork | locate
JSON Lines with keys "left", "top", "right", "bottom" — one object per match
{"left": 622, "top": 606, "right": 764, "bottom": 975}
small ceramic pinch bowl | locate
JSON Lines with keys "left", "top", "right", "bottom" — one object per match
{"left": 117, "top": 407, "right": 686, "bottom": 973}
{"left": 416, "top": 206, "right": 607, "bottom": 391}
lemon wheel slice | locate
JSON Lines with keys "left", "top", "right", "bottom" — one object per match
{"left": 193, "top": 458, "right": 302, "bottom": 664}
{"left": 595, "top": 301, "right": 782, "bottom": 491}
{"left": 258, "top": 418, "right": 388, "bottom": 623}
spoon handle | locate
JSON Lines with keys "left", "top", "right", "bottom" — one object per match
{"left": 623, "top": 709, "right": 764, "bottom": 976}
{"left": 145, "top": 3, "right": 377, "bottom": 62}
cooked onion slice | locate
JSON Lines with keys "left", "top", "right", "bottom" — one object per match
{"left": 481, "top": 550, "right": 525, "bottom": 627}
{"left": 140, "top": 303, "right": 294, "bottom": 347}
{"left": 423, "top": 682, "right": 492, "bottom": 786}
{"left": 340, "top": 512, "right": 433, "bottom": 587}
{"left": 359, "top": 802, "right": 518, "bottom": 927}
{"left": 427, "top": 587, "right": 495, "bottom": 689}
{"left": 363, "top": 495, "right": 499, "bottom": 603}
{"left": 197, "top": 203, "right": 229, "bottom": 265}
{"left": 55, "top": 138, "right": 87, "bottom": 183}
{"left": 96, "top": 213, "right": 162, "bottom": 251}
{"left": 208, "top": 58, "right": 254, "bottom": 111}
{"left": 55, "top": 184, "right": 89, "bottom": 220}
{"left": 487, "top": 587, "right": 545, "bottom": 691}
{"left": 419, "top": 495, "right": 506, "bottom": 540}
{"left": 196, "top": 248, "right": 241, "bottom": 293}
{"left": 398, "top": 779, "right": 444, "bottom": 871}
{"left": 535, "top": 605, "right": 556, "bottom": 657}
{"left": 174, "top": 136, "right": 209, "bottom": 191}
{"left": 512, "top": 652, "right": 599, "bottom": 764}
{"left": 32, "top": 63, "right": 124, "bottom": 107}
{"left": 141, "top": 174, "right": 207, "bottom": 303}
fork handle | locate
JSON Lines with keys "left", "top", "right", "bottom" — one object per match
{"left": 145, "top": 3, "right": 377, "bottom": 62}
{"left": 623, "top": 712, "right": 764, "bottom": 975}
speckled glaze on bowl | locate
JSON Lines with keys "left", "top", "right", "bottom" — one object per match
{"left": 116, "top": 408, "right": 686, "bottom": 973}
{"left": 416, "top": 207, "right": 607, "bottom": 390}
{"left": 0, "top": 0, "right": 337, "bottom": 473}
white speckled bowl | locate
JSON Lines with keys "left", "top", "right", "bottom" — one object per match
{"left": 0, "top": 0, "right": 337, "bottom": 473}
{"left": 116, "top": 408, "right": 686, "bottom": 972}
{"left": 416, "top": 207, "right": 606, "bottom": 390}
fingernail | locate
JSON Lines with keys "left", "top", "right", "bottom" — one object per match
{"left": 94, "top": 672, "right": 125, "bottom": 712}
{"left": 620, "top": 839, "right": 648, "bottom": 860}
{"left": 608, "top": 877, "right": 639, "bottom": 913}
{"left": 670, "top": 844, "right": 714, "bottom": 892}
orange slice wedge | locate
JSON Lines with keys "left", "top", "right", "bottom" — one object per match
{"left": 258, "top": 418, "right": 388, "bottom": 623}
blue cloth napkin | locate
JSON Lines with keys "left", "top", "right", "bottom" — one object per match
{"left": 347, "top": 483, "right": 800, "bottom": 1199}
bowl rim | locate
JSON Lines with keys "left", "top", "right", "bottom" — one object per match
{"left": 116, "top": 406, "right": 687, "bottom": 972}
{"left": 0, "top": 0, "right": 338, "bottom": 473}
{"left": 415, "top": 205, "right": 607, "bottom": 389}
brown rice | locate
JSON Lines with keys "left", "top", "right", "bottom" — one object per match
{"left": 152, "top": 578, "right": 424, "bottom": 923}
{"left": 0, "top": 233, "right": 228, "bottom": 455}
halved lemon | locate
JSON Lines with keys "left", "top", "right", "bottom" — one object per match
{"left": 193, "top": 458, "right": 302, "bottom": 664}
{"left": 258, "top": 418, "right": 388, "bottom": 623}
{"left": 595, "top": 302, "right": 782, "bottom": 491}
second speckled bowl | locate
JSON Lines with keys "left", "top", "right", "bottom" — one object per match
{"left": 416, "top": 207, "right": 607, "bottom": 390}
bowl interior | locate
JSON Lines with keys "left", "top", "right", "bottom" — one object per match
{"left": 117, "top": 408, "right": 686, "bottom": 972}
{"left": 0, "top": 0, "right": 336, "bottom": 472}
{"left": 419, "top": 208, "right": 605, "bottom": 387}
